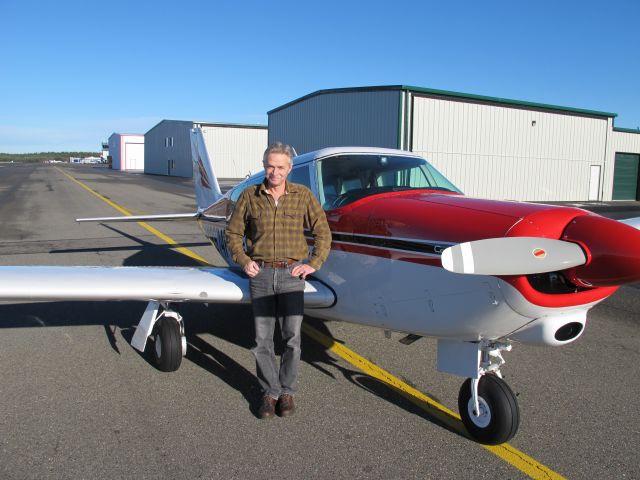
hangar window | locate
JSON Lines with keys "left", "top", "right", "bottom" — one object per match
{"left": 317, "top": 154, "right": 461, "bottom": 210}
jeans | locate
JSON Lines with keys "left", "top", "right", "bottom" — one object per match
{"left": 250, "top": 265, "right": 305, "bottom": 399}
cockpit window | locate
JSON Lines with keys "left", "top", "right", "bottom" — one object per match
{"left": 288, "top": 164, "right": 311, "bottom": 189}
{"left": 317, "top": 154, "right": 461, "bottom": 210}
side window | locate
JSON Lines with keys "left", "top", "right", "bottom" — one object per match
{"left": 228, "top": 174, "right": 264, "bottom": 217}
{"left": 288, "top": 164, "right": 311, "bottom": 188}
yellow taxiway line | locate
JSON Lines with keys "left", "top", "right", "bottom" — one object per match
{"left": 58, "top": 166, "right": 565, "bottom": 480}
{"left": 55, "top": 167, "right": 208, "bottom": 265}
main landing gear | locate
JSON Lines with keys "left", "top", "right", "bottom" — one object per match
{"left": 130, "top": 301, "right": 187, "bottom": 372}
{"left": 457, "top": 341, "right": 519, "bottom": 445}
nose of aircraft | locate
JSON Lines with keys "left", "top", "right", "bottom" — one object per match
{"left": 562, "top": 215, "right": 640, "bottom": 287}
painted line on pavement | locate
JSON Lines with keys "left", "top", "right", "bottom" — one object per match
{"left": 58, "top": 166, "right": 565, "bottom": 480}
{"left": 55, "top": 167, "right": 208, "bottom": 265}
{"left": 302, "top": 323, "right": 565, "bottom": 480}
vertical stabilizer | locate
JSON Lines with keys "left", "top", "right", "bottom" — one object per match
{"left": 190, "top": 128, "right": 223, "bottom": 210}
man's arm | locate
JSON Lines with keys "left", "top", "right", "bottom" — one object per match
{"left": 225, "top": 190, "right": 252, "bottom": 268}
{"left": 305, "top": 189, "right": 332, "bottom": 271}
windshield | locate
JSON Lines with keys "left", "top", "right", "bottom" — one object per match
{"left": 317, "top": 154, "right": 462, "bottom": 209}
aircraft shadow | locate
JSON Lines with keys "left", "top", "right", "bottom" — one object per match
{"left": 300, "top": 317, "right": 469, "bottom": 439}
{"left": 0, "top": 227, "right": 469, "bottom": 436}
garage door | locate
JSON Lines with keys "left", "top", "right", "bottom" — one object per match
{"left": 612, "top": 153, "right": 640, "bottom": 200}
{"left": 125, "top": 143, "right": 144, "bottom": 170}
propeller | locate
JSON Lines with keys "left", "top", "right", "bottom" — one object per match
{"left": 441, "top": 237, "right": 587, "bottom": 276}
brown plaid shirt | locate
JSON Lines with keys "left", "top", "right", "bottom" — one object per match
{"left": 225, "top": 181, "right": 332, "bottom": 270}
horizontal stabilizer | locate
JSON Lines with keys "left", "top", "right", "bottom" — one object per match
{"left": 441, "top": 237, "right": 586, "bottom": 276}
{"left": 77, "top": 213, "right": 199, "bottom": 223}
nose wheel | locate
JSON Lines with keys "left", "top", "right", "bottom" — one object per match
{"left": 458, "top": 374, "right": 520, "bottom": 445}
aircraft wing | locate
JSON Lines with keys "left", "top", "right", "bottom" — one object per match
{"left": 0, "top": 266, "right": 335, "bottom": 307}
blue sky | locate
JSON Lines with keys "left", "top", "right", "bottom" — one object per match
{"left": 1, "top": 0, "right": 638, "bottom": 153}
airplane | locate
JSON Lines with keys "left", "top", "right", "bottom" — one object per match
{"left": 1, "top": 128, "right": 640, "bottom": 445}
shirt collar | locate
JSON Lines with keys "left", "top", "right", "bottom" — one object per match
{"left": 259, "top": 180, "right": 300, "bottom": 195}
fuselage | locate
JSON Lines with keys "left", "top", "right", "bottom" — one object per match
{"left": 196, "top": 147, "right": 634, "bottom": 347}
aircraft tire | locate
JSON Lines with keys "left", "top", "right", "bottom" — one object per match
{"left": 458, "top": 375, "right": 520, "bottom": 445}
{"left": 153, "top": 317, "right": 182, "bottom": 372}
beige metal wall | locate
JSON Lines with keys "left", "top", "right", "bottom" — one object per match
{"left": 145, "top": 120, "right": 267, "bottom": 179}
{"left": 268, "top": 90, "right": 400, "bottom": 154}
{"left": 201, "top": 125, "right": 267, "bottom": 179}
{"left": 410, "top": 96, "right": 611, "bottom": 201}
{"left": 612, "top": 130, "right": 640, "bottom": 154}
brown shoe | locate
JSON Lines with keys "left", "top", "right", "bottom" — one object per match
{"left": 277, "top": 394, "right": 296, "bottom": 417}
{"left": 258, "top": 395, "right": 277, "bottom": 419}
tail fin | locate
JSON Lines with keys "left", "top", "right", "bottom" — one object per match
{"left": 190, "top": 128, "right": 223, "bottom": 210}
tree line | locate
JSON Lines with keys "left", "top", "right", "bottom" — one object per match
{"left": 0, "top": 152, "right": 101, "bottom": 163}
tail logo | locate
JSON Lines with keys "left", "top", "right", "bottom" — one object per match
{"left": 197, "top": 155, "right": 212, "bottom": 190}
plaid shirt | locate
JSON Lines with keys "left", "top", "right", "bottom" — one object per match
{"left": 225, "top": 181, "right": 332, "bottom": 271}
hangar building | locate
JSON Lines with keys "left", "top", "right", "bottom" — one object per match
{"left": 145, "top": 120, "right": 268, "bottom": 179}
{"left": 108, "top": 133, "right": 144, "bottom": 171}
{"left": 268, "top": 86, "right": 640, "bottom": 202}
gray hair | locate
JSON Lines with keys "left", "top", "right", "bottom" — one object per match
{"left": 263, "top": 142, "right": 295, "bottom": 165}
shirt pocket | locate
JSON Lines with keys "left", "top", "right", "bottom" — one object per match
{"left": 283, "top": 207, "right": 304, "bottom": 229}
{"left": 248, "top": 204, "right": 265, "bottom": 235}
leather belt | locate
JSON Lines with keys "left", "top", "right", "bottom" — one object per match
{"left": 258, "top": 260, "right": 296, "bottom": 268}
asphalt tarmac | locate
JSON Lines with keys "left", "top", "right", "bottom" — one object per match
{"left": 0, "top": 163, "right": 638, "bottom": 479}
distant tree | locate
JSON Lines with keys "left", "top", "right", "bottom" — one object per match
{"left": 0, "top": 152, "right": 101, "bottom": 163}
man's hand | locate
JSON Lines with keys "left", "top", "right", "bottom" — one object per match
{"left": 243, "top": 261, "right": 261, "bottom": 278}
{"left": 291, "top": 263, "right": 316, "bottom": 280}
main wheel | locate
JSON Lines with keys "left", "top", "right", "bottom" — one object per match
{"left": 153, "top": 317, "right": 182, "bottom": 372}
{"left": 458, "top": 375, "right": 520, "bottom": 445}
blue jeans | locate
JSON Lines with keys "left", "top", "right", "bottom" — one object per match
{"left": 250, "top": 265, "right": 305, "bottom": 399}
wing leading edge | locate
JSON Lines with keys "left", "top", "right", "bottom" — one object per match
{"left": 0, "top": 266, "right": 335, "bottom": 307}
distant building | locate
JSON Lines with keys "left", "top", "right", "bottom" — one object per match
{"left": 144, "top": 120, "right": 267, "bottom": 179}
{"left": 108, "top": 133, "right": 144, "bottom": 171}
{"left": 268, "top": 85, "right": 640, "bottom": 201}
{"left": 101, "top": 142, "right": 109, "bottom": 162}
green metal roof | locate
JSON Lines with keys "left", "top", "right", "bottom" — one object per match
{"left": 613, "top": 127, "right": 640, "bottom": 134}
{"left": 268, "top": 85, "right": 618, "bottom": 118}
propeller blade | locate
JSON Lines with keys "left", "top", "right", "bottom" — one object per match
{"left": 441, "top": 237, "right": 587, "bottom": 276}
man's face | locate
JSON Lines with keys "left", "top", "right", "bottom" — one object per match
{"left": 264, "top": 153, "right": 292, "bottom": 188}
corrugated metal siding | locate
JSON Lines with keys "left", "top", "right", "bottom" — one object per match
{"left": 268, "top": 90, "right": 400, "bottom": 154}
{"left": 411, "top": 96, "right": 610, "bottom": 201}
{"left": 108, "top": 134, "right": 121, "bottom": 170}
{"left": 201, "top": 126, "right": 267, "bottom": 179}
{"left": 145, "top": 120, "right": 267, "bottom": 178}
{"left": 612, "top": 130, "right": 640, "bottom": 154}
{"left": 145, "top": 120, "right": 193, "bottom": 177}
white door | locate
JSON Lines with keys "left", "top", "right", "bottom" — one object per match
{"left": 588, "top": 165, "right": 601, "bottom": 201}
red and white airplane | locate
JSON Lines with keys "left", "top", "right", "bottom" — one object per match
{"left": 2, "top": 128, "right": 640, "bottom": 445}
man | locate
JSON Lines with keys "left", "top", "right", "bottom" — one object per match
{"left": 225, "top": 142, "right": 331, "bottom": 419}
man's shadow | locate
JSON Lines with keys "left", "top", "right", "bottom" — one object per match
{"left": 2, "top": 225, "right": 468, "bottom": 435}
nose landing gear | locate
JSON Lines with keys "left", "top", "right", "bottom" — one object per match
{"left": 458, "top": 374, "right": 520, "bottom": 445}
